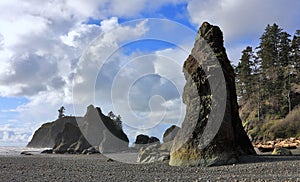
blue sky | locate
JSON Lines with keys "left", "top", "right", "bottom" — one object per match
{"left": 0, "top": 0, "right": 299, "bottom": 146}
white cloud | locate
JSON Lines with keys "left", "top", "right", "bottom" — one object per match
{"left": 0, "top": 131, "right": 29, "bottom": 143}
{"left": 0, "top": 0, "right": 169, "bottom": 145}
{"left": 187, "top": 0, "right": 300, "bottom": 42}
{"left": 92, "top": 0, "right": 188, "bottom": 18}
{"left": 0, "top": 124, "right": 32, "bottom": 145}
{"left": 91, "top": 47, "right": 188, "bottom": 143}
{"left": 186, "top": 0, "right": 300, "bottom": 63}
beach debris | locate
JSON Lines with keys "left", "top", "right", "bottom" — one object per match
{"left": 254, "top": 137, "right": 300, "bottom": 152}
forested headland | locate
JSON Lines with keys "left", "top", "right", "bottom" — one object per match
{"left": 235, "top": 24, "right": 300, "bottom": 141}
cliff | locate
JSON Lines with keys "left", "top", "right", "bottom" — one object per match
{"left": 27, "top": 116, "right": 82, "bottom": 148}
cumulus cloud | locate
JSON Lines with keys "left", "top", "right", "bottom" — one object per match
{"left": 90, "top": 46, "right": 189, "bottom": 142}
{"left": 186, "top": 0, "right": 300, "bottom": 63}
{"left": 0, "top": 131, "right": 28, "bottom": 143}
{"left": 0, "top": 124, "right": 32, "bottom": 145}
{"left": 0, "top": 0, "right": 173, "bottom": 145}
{"left": 187, "top": 0, "right": 300, "bottom": 41}
{"left": 90, "top": 0, "right": 188, "bottom": 18}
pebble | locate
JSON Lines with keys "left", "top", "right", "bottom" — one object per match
{"left": 0, "top": 154, "right": 299, "bottom": 181}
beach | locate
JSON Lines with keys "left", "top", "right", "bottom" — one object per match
{"left": 0, "top": 152, "right": 299, "bottom": 181}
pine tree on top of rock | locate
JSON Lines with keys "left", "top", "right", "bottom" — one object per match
{"left": 58, "top": 106, "right": 65, "bottom": 119}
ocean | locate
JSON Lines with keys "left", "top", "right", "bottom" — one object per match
{"left": 0, "top": 146, "right": 50, "bottom": 156}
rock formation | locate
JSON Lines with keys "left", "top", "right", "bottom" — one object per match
{"left": 272, "top": 147, "right": 293, "bottom": 156}
{"left": 53, "top": 122, "right": 91, "bottom": 154}
{"left": 133, "top": 134, "right": 160, "bottom": 149}
{"left": 169, "top": 22, "right": 256, "bottom": 167}
{"left": 137, "top": 143, "right": 170, "bottom": 163}
{"left": 137, "top": 126, "right": 180, "bottom": 163}
{"left": 28, "top": 104, "right": 129, "bottom": 154}
{"left": 27, "top": 116, "right": 83, "bottom": 148}
{"left": 80, "top": 105, "right": 129, "bottom": 153}
{"left": 163, "top": 125, "right": 180, "bottom": 143}
{"left": 134, "top": 134, "right": 151, "bottom": 145}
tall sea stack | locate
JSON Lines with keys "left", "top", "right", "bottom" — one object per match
{"left": 169, "top": 22, "right": 256, "bottom": 167}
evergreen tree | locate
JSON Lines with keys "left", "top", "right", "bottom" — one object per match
{"left": 58, "top": 106, "right": 65, "bottom": 119}
{"left": 278, "top": 31, "right": 292, "bottom": 115}
{"left": 251, "top": 53, "right": 263, "bottom": 121}
{"left": 256, "top": 23, "right": 283, "bottom": 114}
{"left": 234, "top": 62, "right": 243, "bottom": 99}
{"left": 291, "top": 30, "right": 300, "bottom": 83}
{"left": 235, "top": 23, "right": 300, "bottom": 141}
{"left": 108, "top": 111, "right": 116, "bottom": 120}
{"left": 239, "top": 46, "right": 254, "bottom": 99}
{"left": 115, "top": 115, "right": 122, "bottom": 129}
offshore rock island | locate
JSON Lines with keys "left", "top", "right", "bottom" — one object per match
{"left": 28, "top": 105, "right": 129, "bottom": 154}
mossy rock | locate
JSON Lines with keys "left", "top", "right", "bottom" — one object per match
{"left": 272, "top": 148, "right": 292, "bottom": 156}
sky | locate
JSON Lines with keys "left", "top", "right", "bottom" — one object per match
{"left": 0, "top": 0, "right": 299, "bottom": 146}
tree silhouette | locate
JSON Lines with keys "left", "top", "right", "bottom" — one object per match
{"left": 58, "top": 106, "right": 65, "bottom": 119}
{"left": 108, "top": 111, "right": 116, "bottom": 120}
{"left": 115, "top": 115, "right": 122, "bottom": 129}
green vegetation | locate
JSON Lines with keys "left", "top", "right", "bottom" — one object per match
{"left": 235, "top": 24, "right": 300, "bottom": 141}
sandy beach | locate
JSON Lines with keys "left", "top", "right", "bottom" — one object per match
{"left": 0, "top": 152, "right": 299, "bottom": 181}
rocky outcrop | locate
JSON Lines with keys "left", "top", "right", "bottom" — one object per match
{"left": 28, "top": 104, "right": 129, "bottom": 154}
{"left": 137, "top": 143, "right": 170, "bottom": 163}
{"left": 133, "top": 134, "right": 160, "bottom": 149}
{"left": 137, "top": 126, "right": 180, "bottom": 163}
{"left": 163, "top": 125, "right": 180, "bottom": 143}
{"left": 41, "top": 149, "right": 53, "bottom": 154}
{"left": 80, "top": 105, "right": 129, "bottom": 153}
{"left": 27, "top": 116, "right": 83, "bottom": 148}
{"left": 82, "top": 147, "right": 100, "bottom": 155}
{"left": 53, "top": 122, "right": 91, "bottom": 154}
{"left": 134, "top": 134, "right": 150, "bottom": 145}
{"left": 169, "top": 22, "right": 256, "bottom": 167}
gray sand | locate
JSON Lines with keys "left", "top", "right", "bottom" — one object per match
{"left": 0, "top": 153, "right": 299, "bottom": 181}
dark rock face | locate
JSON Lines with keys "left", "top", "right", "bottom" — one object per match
{"left": 169, "top": 22, "right": 256, "bottom": 167}
{"left": 163, "top": 125, "right": 180, "bottom": 143}
{"left": 27, "top": 116, "right": 82, "bottom": 148}
{"left": 149, "top": 136, "right": 160, "bottom": 144}
{"left": 134, "top": 134, "right": 150, "bottom": 145}
{"left": 20, "top": 151, "right": 33, "bottom": 155}
{"left": 41, "top": 149, "right": 53, "bottom": 154}
{"left": 134, "top": 134, "right": 160, "bottom": 149}
{"left": 53, "top": 122, "right": 90, "bottom": 154}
